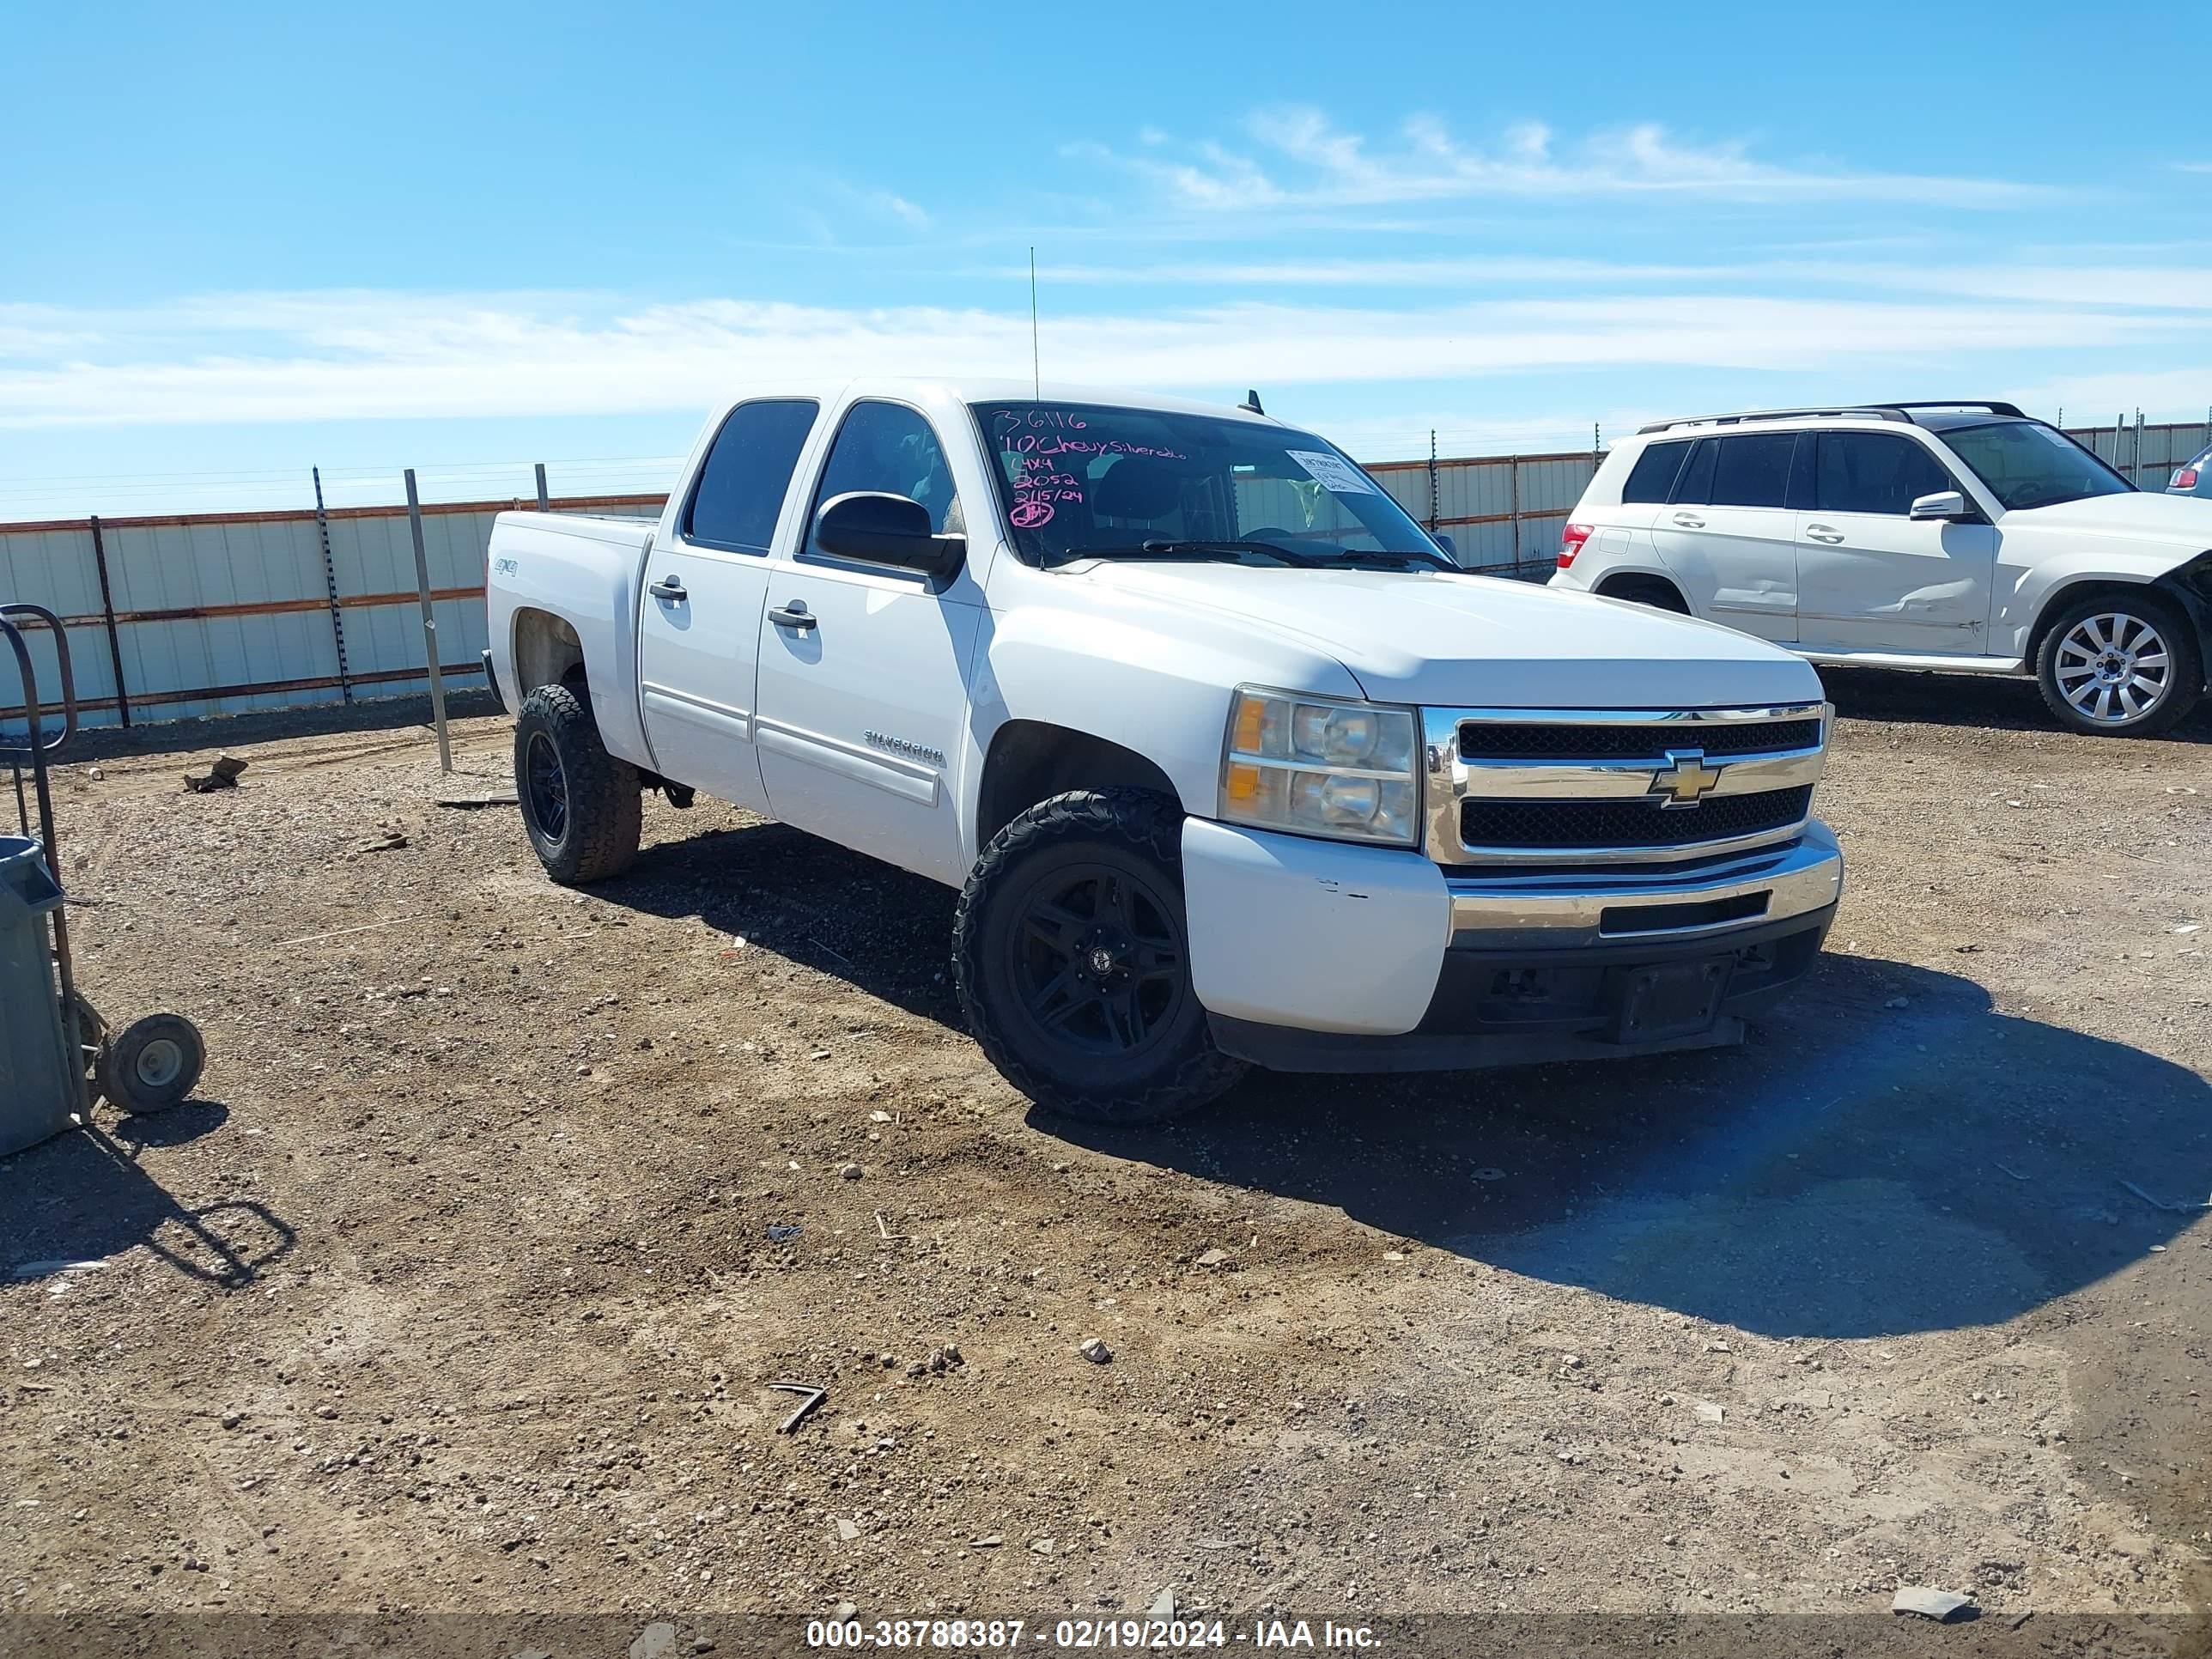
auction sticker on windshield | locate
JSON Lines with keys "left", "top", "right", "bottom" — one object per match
{"left": 1285, "top": 450, "right": 1376, "bottom": 495}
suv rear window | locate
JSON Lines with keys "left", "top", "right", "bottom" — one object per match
{"left": 1621, "top": 440, "right": 1692, "bottom": 504}
{"left": 1706, "top": 433, "right": 1797, "bottom": 508}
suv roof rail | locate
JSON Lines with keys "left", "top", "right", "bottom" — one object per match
{"left": 1883, "top": 400, "right": 2028, "bottom": 418}
{"left": 1636, "top": 400, "right": 2027, "bottom": 435}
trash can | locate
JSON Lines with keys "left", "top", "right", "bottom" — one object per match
{"left": 0, "top": 835, "right": 78, "bottom": 1157}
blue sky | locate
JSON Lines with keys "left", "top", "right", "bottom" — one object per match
{"left": 4, "top": 0, "right": 2210, "bottom": 520}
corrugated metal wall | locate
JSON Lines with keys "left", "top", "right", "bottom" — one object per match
{"left": 5, "top": 417, "right": 2209, "bottom": 736}
{"left": 0, "top": 495, "right": 663, "bottom": 736}
{"left": 1367, "top": 449, "right": 1595, "bottom": 576}
{"left": 2069, "top": 417, "right": 2212, "bottom": 488}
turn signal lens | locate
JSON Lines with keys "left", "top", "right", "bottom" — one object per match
{"left": 1559, "top": 522, "right": 1594, "bottom": 568}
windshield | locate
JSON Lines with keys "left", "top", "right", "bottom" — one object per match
{"left": 1940, "top": 421, "right": 2134, "bottom": 512}
{"left": 970, "top": 402, "right": 1456, "bottom": 568}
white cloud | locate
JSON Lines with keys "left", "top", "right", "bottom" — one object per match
{"left": 869, "top": 191, "right": 930, "bottom": 229}
{"left": 1091, "top": 108, "right": 2049, "bottom": 210}
{"left": 0, "top": 286, "right": 2197, "bottom": 429}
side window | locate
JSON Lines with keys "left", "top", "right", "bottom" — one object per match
{"left": 1621, "top": 440, "right": 1691, "bottom": 504}
{"left": 807, "top": 401, "right": 963, "bottom": 556}
{"left": 1708, "top": 434, "right": 1797, "bottom": 508}
{"left": 683, "top": 399, "right": 819, "bottom": 554}
{"left": 1816, "top": 434, "right": 1956, "bottom": 516}
{"left": 1672, "top": 437, "right": 1719, "bottom": 505}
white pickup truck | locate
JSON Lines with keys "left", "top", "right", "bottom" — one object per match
{"left": 483, "top": 380, "right": 1844, "bottom": 1123}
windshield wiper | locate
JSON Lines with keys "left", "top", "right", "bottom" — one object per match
{"left": 1042, "top": 538, "right": 1322, "bottom": 569}
{"left": 1331, "top": 547, "right": 1460, "bottom": 572}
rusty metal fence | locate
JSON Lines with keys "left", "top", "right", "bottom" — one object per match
{"left": 5, "top": 416, "right": 2209, "bottom": 734}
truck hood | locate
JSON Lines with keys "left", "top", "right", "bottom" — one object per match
{"left": 1074, "top": 562, "right": 1824, "bottom": 709}
{"left": 2006, "top": 491, "right": 2212, "bottom": 550}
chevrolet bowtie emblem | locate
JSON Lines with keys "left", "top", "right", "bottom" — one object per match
{"left": 1649, "top": 749, "right": 1726, "bottom": 807}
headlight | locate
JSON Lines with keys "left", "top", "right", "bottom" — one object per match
{"left": 1219, "top": 687, "right": 1419, "bottom": 846}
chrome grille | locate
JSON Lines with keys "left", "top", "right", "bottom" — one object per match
{"left": 1425, "top": 703, "right": 1829, "bottom": 866}
{"left": 1457, "top": 716, "right": 1823, "bottom": 760}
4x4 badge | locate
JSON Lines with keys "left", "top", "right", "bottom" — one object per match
{"left": 1649, "top": 750, "right": 1726, "bottom": 807}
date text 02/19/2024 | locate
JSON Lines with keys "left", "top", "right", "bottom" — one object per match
{"left": 803, "top": 1619, "right": 1380, "bottom": 1650}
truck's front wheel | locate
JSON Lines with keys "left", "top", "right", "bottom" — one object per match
{"left": 954, "top": 789, "right": 1245, "bottom": 1125}
{"left": 514, "top": 684, "right": 642, "bottom": 884}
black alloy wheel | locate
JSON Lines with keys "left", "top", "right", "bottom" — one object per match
{"left": 952, "top": 788, "right": 1245, "bottom": 1125}
{"left": 1008, "top": 860, "right": 1190, "bottom": 1060}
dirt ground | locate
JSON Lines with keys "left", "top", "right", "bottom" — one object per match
{"left": 2, "top": 670, "right": 2207, "bottom": 1644}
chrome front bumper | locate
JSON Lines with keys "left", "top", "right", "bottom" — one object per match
{"left": 1445, "top": 819, "right": 1844, "bottom": 952}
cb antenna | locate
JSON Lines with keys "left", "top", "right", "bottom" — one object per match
{"left": 1029, "top": 246, "right": 1041, "bottom": 399}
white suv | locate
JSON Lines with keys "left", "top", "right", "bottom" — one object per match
{"left": 1551, "top": 402, "right": 2212, "bottom": 736}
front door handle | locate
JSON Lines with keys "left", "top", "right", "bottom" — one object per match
{"left": 768, "top": 601, "right": 817, "bottom": 633}
{"left": 1805, "top": 525, "right": 1845, "bottom": 544}
{"left": 1672, "top": 513, "right": 1705, "bottom": 528}
{"left": 649, "top": 574, "right": 688, "bottom": 602}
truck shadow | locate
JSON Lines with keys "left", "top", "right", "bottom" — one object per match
{"left": 1044, "top": 951, "right": 2212, "bottom": 1340}
{"left": 1817, "top": 663, "right": 2212, "bottom": 741}
{"left": 599, "top": 824, "right": 2207, "bottom": 1340}
{"left": 609, "top": 818, "right": 969, "bottom": 1024}
{"left": 0, "top": 1102, "right": 297, "bottom": 1287}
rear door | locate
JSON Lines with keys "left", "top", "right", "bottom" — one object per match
{"left": 1594, "top": 435, "right": 1692, "bottom": 568}
{"left": 636, "top": 398, "right": 820, "bottom": 813}
{"left": 1793, "top": 430, "right": 1996, "bottom": 653}
{"left": 751, "top": 398, "right": 986, "bottom": 884}
{"left": 1646, "top": 431, "right": 1801, "bottom": 641}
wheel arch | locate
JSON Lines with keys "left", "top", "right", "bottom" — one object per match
{"left": 511, "top": 606, "right": 589, "bottom": 695}
{"left": 973, "top": 721, "right": 1181, "bottom": 850}
{"left": 1593, "top": 569, "right": 1691, "bottom": 611}
{"left": 2024, "top": 567, "right": 2212, "bottom": 684}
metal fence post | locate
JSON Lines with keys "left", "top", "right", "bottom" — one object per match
{"left": 1425, "top": 431, "right": 1438, "bottom": 532}
{"left": 1508, "top": 456, "right": 1522, "bottom": 572}
{"left": 86, "top": 516, "right": 131, "bottom": 729}
{"left": 404, "top": 469, "right": 453, "bottom": 774}
{"left": 535, "top": 463, "right": 550, "bottom": 512}
{"left": 312, "top": 467, "right": 354, "bottom": 702}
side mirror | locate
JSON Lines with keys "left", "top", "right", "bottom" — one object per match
{"left": 1907, "top": 489, "right": 1970, "bottom": 521}
{"left": 1432, "top": 532, "right": 1458, "bottom": 558}
{"left": 813, "top": 491, "right": 964, "bottom": 577}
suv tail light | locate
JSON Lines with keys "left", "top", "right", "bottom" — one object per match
{"left": 2174, "top": 467, "right": 2200, "bottom": 489}
{"left": 1558, "top": 523, "right": 1594, "bottom": 568}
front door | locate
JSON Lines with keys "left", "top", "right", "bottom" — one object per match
{"left": 1793, "top": 430, "right": 1996, "bottom": 653}
{"left": 752, "top": 398, "right": 985, "bottom": 884}
{"left": 635, "top": 398, "right": 821, "bottom": 814}
{"left": 1646, "top": 431, "right": 1801, "bottom": 642}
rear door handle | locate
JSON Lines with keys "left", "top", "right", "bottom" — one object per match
{"left": 768, "top": 601, "right": 817, "bottom": 633}
{"left": 1672, "top": 513, "right": 1705, "bottom": 528}
{"left": 1805, "top": 525, "right": 1845, "bottom": 544}
{"left": 649, "top": 574, "right": 688, "bottom": 601}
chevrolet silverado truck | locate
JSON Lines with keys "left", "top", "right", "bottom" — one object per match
{"left": 483, "top": 380, "right": 1844, "bottom": 1123}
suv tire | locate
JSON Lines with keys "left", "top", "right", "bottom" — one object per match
{"left": 2034, "top": 591, "right": 2203, "bottom": 737}
{"left": 953, "top": 789, "right": 1245, "bottom": 1125}
{"left": 514, "top": 683, "right": 643, "bottom": 883}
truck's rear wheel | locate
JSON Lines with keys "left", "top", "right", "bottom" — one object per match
{"left": 514, "top": 684, "right": 641, "bottom": 884}
{"left": 2034, "top": 592, "right": 2203, "bottom": 737}
{"left": 953, "top": 789, "right": 1244, "bottom": 1125}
